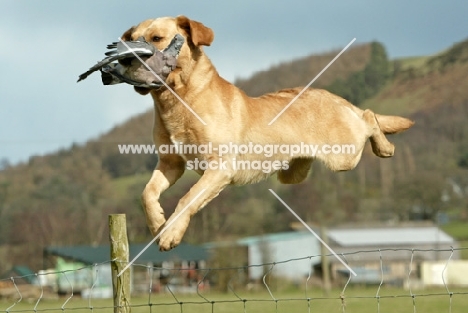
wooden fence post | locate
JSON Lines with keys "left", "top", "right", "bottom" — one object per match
{"left": 109, "top": 214, "right": 131, "bottom": 313}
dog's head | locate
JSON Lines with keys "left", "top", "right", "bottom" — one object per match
{"left": 120, "top": 16, "right": 214, "bottom": 95}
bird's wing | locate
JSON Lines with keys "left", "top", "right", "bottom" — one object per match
{"left": 105, "top": 37, "right": 155, "bottom": 57}
{"left": 161, "top": 34, "right": 185, "bottom": 57}
{"left": 77, "top": 37, "right": 155, "bottom": 82}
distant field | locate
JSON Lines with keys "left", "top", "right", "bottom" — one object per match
{"left": 441, "top": 222, "right": 468, "bottom": 241}
{"left": 441, "top": 222, "right": 468, "bottom": 260}
{"left": 110, "top": 170, "right": 200, "bottom": 201}
{"left": 2, "top": 287, "right": 467, "bottom": 313}
{"left": 110, "top": 172, "right": 151, "bottom": 200}
{"left": 395, "top": 55, "right": 431, "bottom": 71}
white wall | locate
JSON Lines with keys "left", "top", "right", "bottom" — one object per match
{"left": 421, "top": 260, "right": 468, "bottom": 286}
{"left": 247, "top": 235, "right": 321, "bottom": 281}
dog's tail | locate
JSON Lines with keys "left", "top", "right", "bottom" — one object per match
{"left": 375, "top": 114, "right": 414, "bottom": 134}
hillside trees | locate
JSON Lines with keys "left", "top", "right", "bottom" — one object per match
{"left": 0, "top": 147, "right": 112, "bottom": 270}
{"left": 327, "top": 42, "right": 390, "bottom": 105}
{"left": 459, "top": 145, "right": 468, "bottom": 168}
{"left": 234, "top": 43, "right": 373, "bottom": 96}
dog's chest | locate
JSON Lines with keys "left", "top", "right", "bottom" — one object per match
{"left": 168, "top": 134, "right": 206, "bottom": 161}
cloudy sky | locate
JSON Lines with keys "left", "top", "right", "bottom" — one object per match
{"left": 1, "top": 0, "right": 467, "bottom": 165}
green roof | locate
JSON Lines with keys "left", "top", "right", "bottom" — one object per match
{"left": 1, "top": 266, "right": 37, "bottom": 284}
{"left": 44, "top": 243, "right": 208, "bottom": 265}
{"left": 11, "top": 266, "right": 35, "bottom": 277}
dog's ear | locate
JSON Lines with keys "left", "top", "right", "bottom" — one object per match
{"left": 134, "top": 86, "right": 151, "bottom": 95}
{"left": 176, "top": 15, "right": 214, "bottom": 46}
{"left": 121, "top": 26, "right": 135, "bottom": 41}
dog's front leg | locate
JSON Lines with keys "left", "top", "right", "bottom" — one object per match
{"left": 142, "top": 156, "right": 186, "bottom": 236}
{"left": 158, "top": 169, "right": 232, "bottom": 251}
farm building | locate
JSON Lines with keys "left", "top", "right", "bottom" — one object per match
{"left": 209, "top": 224, "right": 460, "bottom": 287}
{"left": 43, "top": 242, "right": 209, "bottom": 296}
{"left": 326, "top": 225, "right": 460, "bottom": 286}
{"left": 236, "top": 231, "right": 321, "bottom": 281}
{"left": 0, "top": 266, "right": 42, "bottom": 300}
{"left": 0, "top": 266, "right": 37, "bottom": 285}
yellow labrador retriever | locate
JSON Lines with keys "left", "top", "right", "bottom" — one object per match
{"left": 119, "top": 16, "right": 413, "bottom": 250}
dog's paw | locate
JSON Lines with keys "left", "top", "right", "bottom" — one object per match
{"left": 157, "top": 217, "right": 188, "bottom": 251}
{"left": 158, "top": 233, "right": 182, "bottom": 251}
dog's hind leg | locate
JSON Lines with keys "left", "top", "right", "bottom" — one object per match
{"left": 362, "top": 109, "right": 395, "bottom": 158}
{"left": 277, "top": 158, "right": 313, "bottom": 184}
{"left": 142, "top": 156, "right": 186, "bottom": 236}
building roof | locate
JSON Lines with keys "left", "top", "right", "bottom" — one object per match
{"left": 203, "top": 231, "right": 318, "bottom": 249}
{"left": 44, "top": 243, "right": 208, "bottom": 265}
{"left": 216, "top": 226, "right": 455, "bottom": 249}
{"left": 328, "top": 226, "right": 455, "bottom": 247}
{"left": 1, "top": 266, "right": 37, "bottom": 284}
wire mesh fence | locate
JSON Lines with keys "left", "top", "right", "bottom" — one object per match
{"left": 1, "top": 247, "right": 468, "bottom": 313}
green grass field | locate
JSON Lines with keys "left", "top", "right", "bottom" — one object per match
{"left": 441, "top": 222, "right": 468, "bottom": 260}
{"left": 2, "top": 286, "right": 467, "bottom": 313}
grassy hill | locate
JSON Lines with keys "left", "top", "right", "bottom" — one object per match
{"left": 235, "top": 43, "right": 372, "bottom": 96}
{"left": 1, "top": 38, "right": 468, "bottom": 272}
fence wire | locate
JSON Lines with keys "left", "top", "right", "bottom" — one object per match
{"left": 1, "top": 247, "right": 468, "bottom": 313}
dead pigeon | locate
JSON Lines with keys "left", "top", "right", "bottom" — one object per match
{"left": 101, "top": 34, "right": 184, "bottom": 88}
{"left": 77, "top": 34, "right": 184, "bottom": 89}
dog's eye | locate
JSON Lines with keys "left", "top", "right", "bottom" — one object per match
{"left": 152, "top": 36, "right": 163, "bottom": 42}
